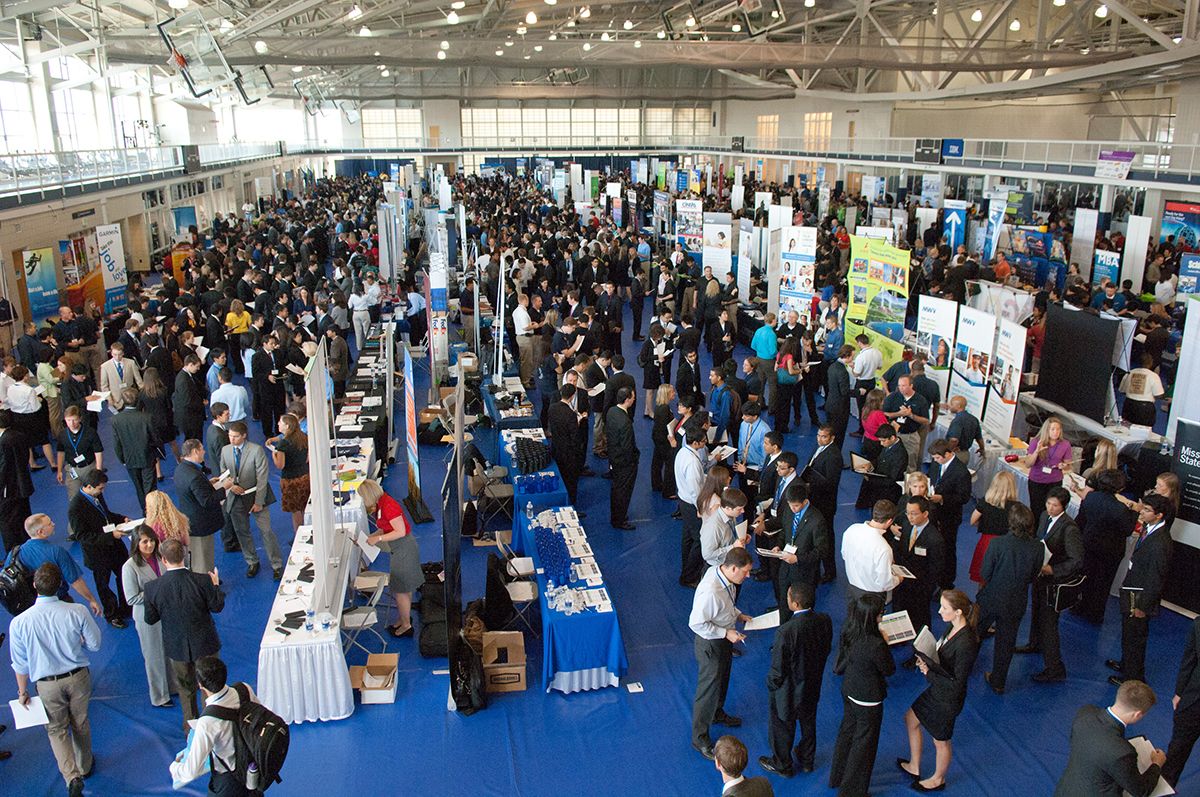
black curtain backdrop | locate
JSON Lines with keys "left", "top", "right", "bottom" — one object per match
{"left": 1036, "top": 304, "right": 1119, "bottom": 423}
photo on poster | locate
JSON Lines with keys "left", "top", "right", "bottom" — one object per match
{"left": 916, "top": 331, "right": 952, "bottom": 369}
{"left": 954, "top": 343, "right": 990, "bottom": 386}
{"left": 705, "top": 227, "right": 730, "bottom": 250}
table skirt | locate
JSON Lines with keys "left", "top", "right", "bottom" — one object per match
{"left": 258, "top": 635, "right": 354, "bottom": 724}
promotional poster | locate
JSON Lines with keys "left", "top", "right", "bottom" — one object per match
{"left": 947, "top": 305, "right": 997, "bottom": 420}
{"left": 675, "top": 199, "right": 704, "bottom": 254}
{"left": 738, "top": 219, "right": 753, "bottom": 300}
{"left": 702, "top": 212, "right": 733, "bottom": 281}
{"left": 1160, "top": 201, "right": 1200, "bottom": 248}
{"left": 21, "top": 247, "right": 59, "bottom": 321}
{"left": 778, "top": 226, "right": 817, "bottom": 325}
{"left": 95, "top": 223, "right": 129, "bottom": 313}
{"left": 1180, "top": 253, "right": 1200, "bottom": 296}
{"left": 916, "top": 295, "right": 959, "bottom": 396}
{"left": 847, "top": 235, "right": 910, "bottom": 371}
{"left": 982, "top": 319, "right": 1026, "bottom": 443}
{"left": 1093, "top": 249, "right": 1122, "bottom": 287}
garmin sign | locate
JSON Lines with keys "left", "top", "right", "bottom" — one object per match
{"left": 95, "top": 223, "right": 128, "bottom": 313}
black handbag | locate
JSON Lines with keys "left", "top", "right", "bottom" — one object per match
{"left": 1051, "top": 575, "right": 1086, "bottom": 613}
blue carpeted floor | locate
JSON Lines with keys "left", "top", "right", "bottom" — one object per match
{"left": 4, "top": 304, "right": 1194, "bottom": 797}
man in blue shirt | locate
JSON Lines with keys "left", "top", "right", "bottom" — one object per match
{"left": 708, "top": 368, "right": 734, "bottom": 443}
{"left": 205, "top": 348, "right": 227, "bottom": 395}
{"left": 10, "top": 562, "right": 102, "bottom": 797}
{"left": 209, "top": 367, "right": 250, "bottom": 423}
{"left": 6, "top": 514, "right": 101, "bottom": 612}
{"left": 1091, "top": 281, "right": 1126, "bottom": 312}
{"left": 750, "top": 312, "right": 779, "bottom": 405}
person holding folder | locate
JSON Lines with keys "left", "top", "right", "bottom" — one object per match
{"left": 768, "top": 483, "right": 830, "bottom": 621}
{"left": 1054, "top": 680, "right": 1166, "bottom": 796}
{"left": 1108, "top": 494, "right": 1174, "bottom": 687}
{"left": 853, "top": 424, "right": 906, "bottom": 510}
{"left": 889, "top": 495, "right": 945, "bottom": 668}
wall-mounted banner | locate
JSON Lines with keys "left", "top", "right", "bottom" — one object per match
{"left": 676, "top": 199, "right": 704, "bottom": 254}
{"left": 737, "top": 219, "right": 753, "bottom": 300}
{"left": 94, "top": 224, "right": 128, "bottom": 313}
{"left": 702, "top": 212, "right": 733, "bottom": 281}
{"left": 778, "top": 226, "right": 817, "bottom": 325}
{"left": 982, "top": 199, "right": 1006, "bottom": 264}
{"left": 946, "top": 304, "right": 997, "bottom": 421}
{"left": 982, "top": 319, "right": 1026, "bottom": 443}
{"left": 657, "top": 163, "right": 667, "bottom": 189}
{"left": 731, "top": 184, "right": 745, "bottom": 213}
{"left": 606, "top": 181, "right": 621, "bottom": 199}
{"left": 943, "top": 199, "right": 968, "bottom": 253}
{"left": 1161, "top": 201, "right": 1200, "bottom": 248}
{"left": 1093, "top": 249, "right": 1122, "bottom": 287}
{"left": 626, "top": 190, "right": 637, "bottom": 229}
{"left": 916, "top": 295, "right": 958, "bottom": 397}
{"left": 21, "top": 247, "right": 59, "bottom": 321}
{"left": 847, "top": 235, "right": 911, "bottom": 372}
{"left": 920, "top": 174, "right": 943, "bottom": 208}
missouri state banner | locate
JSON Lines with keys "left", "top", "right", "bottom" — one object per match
{"left": 847, "top": 235, "right": 910, "bottom": 373}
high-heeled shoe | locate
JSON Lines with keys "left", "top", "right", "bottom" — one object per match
{"left": 910, "top": 781, "right": 946, "bottom": 792}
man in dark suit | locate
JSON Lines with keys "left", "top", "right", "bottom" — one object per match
{"left": 1108, "top": 494, "right": 1174, "bottom": 687}
{"left": 602, "top": 353, "right": 636, "bottom": 417}
{"left": 802, "top": 425, "right": 842, "bottom": 582}
{"left": 68, "top": 469, "right": 131, "bottom": 628}
{"left": 203, "top": 402, "right": 239, "bottom": 555}
{"left": 715, "top": 735, "right": 775, "bottom": 796}
{"left": 111, "top": 387, "right": 158, "bottom": 514}
{"left": 1019, "top": 486, "right": 1084, "bottom": 682}
{"left": 174, "top": 439, "right": 226, "bottom": 575}
{"left": 977, "top": 503, "right": 1045, "bottom": 694}
{"left": 547, "top": 385, "right": 587, "bottom": 506}
{"left": 855, "top": 424, "right": 906, "bottom": 509}
{"left": 824, "top": 345, "right": 853, "bottom": 449}
{"left": 889, "top": 495, "right": 945, "bottom": 654}
{"left": 1164, "top": 616, "right": 1200, "bottom": 786}
{"left": 760, "top": 584, "right": 832, "bottom": 777}
{"left": 172, "top": 355, "right": 207, "bottom": 443}
{"left": 143, "top": 538, "right": 224, "bottom": 730}
{"left": 770, "top": 483, "right": 830, "bottom": 621}
{"left": 676, "top": 347, "right": 703, "bottom": 408}
{"left": 1054, "top": 680, "right": 1165, "bottom": 797}
{"left": 585, "top": 351, "right": 610, "bottom": 458}
{"left": 251, "top": 333, "right": 287, "bottom": 439}
{"left": 605, "top": 387, "right": 638, "bottom": 530}
{"left": 927, "top": 439, "right": 972, "bottom": 589}
{"left": 0, "top": 409, "right": 35, "bottom": 554}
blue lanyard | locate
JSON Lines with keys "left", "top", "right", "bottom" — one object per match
{"left": 82, "top": 491, "right": 104, "bottom": 516}
{"left": 715, "top": 568, "right": 735, "bottom": 604}
{"left": 65, "top": 427, "right": 84, "bottom": 456}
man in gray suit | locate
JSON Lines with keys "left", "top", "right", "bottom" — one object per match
{"left": 217, "top": 421, "right": 283, "bottom": 579}
{"left": 204, "top": 403, "right": 238, "bottom": 554}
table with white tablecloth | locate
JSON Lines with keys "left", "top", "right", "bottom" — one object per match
{"left": 1014, "top": 394, "right": 1163, "bottom": 451}
{"left": 303, "top": 439, "right": 376, "bottom": 536}
{"left": 257, "top": 526, "right": 358, "bottom": 724}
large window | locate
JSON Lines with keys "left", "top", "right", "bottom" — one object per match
{"left": 49, "top": 55, "right": 99, "bottom": 151}
{"left": 362, "top": 106, "right": 423, "bottom": 145}
{"left": 546, "top": 108, "right": 570, "bottom": 142}
{"left": 756, "top": 114, "right": 779, "bottom": 148}
{"left": 461, "top": 104, "right": 643, "bottom": 146}
{"left": 0, "top": 80, "right": 37, "bottom": 154}
{"left": 800, "top": 111, "right": 833, "bottom": 184}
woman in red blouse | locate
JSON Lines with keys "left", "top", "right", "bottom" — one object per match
{"left": 358, "top": 479, "right": 423, "bottom": 637}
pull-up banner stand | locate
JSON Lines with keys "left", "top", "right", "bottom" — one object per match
{"left": 402, "top": 340, "right": 433, "bottom": 524}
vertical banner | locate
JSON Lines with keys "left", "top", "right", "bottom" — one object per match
{"left": 754, "top": 192, "right": 772, "bottom": 218}
{"left": 846, "top": 235, "right": 910, "bottom": 372}
{"left": 21, "top": 247, "right": 59, "bottom": 321}
{"left": 1179, "top": 253, "right": 1200, "bottom": 296}
{"left": 438, "top": 177, "right": 452, "bottom": 211}
{"left": 737, "top": 219, "right": 753, "bottom": 300}
{"left": 402, "top": 341, "right": 432, "bottom": 522}
{"left": 920, "top": 174, "right": 943, "bottom": 207}
{"left": 656, "top": 163, "right": 667, "bottom": 189}
{"left": 765, "top": 229, "right": 782, "bottom": 318}
{"left": 768, "top": 204, "right": 789, "bottom": 231}
{"left": 612, "top": 197, "right": 623, "bottom": 228}
{"left": 946, "top": 305, "right": 997, "bottom": 420}
{"left": 1093, "top": 250, "right": 1122, "bottom": 287}
{"left": 943, "top": 199, "right": 968, "bottom": 253}
{"left": 982, "top": 200, "right": 1006, "bottom": 263}
{"left": 1163, "top": 418, "right": 1200, "bottom": 611}
{"left": 675, "top": 199, "right": 703, "bottom": 255}
{"left": 94, "top": 224, "right": 128, "bottom": 313}
{"left": 606, "top": 181, "right": 621, "bottom": 200}
{"left": 1168, "top": 296, "right": 1200, "bottom": 441}
{"left": 916, "top": 295, "right": 959, "bottom": 397}
{"left": 1121, "top": 214, "right": 1153, "bottom": 289}
{"left": 731, "top": 184, "right": 745, "bottom": 213}
{"left": 1072, "top": 208, "right": 1099, "bottom": 280}
{"left": 982, "top": 319, "right": 1026, "bottom": 442}
{"left": 818, "top": 184, "right": 831, "bottom": 220}
{"left": 702, "top": 212, "right": 733, "bottom": 281}
{"left": 1161, "top": 201, "right": 1200, "bottom": 246}
{"left": 426, "top": 252, "right": 449, "bottom": 391}
{"left": 653, "top": 190, "right": 671, "bottom": 237}
{"left": 778, "top": 226, "right": 817, "bottom": 325}
{"left": 627, "top": 190, "right": 637, "bottom": 229}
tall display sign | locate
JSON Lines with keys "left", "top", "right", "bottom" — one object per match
{"left": 1161, "top": 201, "right": 1200, "bottom": 246}
{"left": 946, "top": 305, "right": 997, "bottom": 421}
{"left": 982, "top": 200, "right": 1005, "bottom": 264}
{"left": 731, "top": 185, "right": 744, "bottom": 213}
{"left": 21, "top": 247, "right": 59, "bottom": 321}
{"left": 981, "top": 319, "right": 1026, "bottom": 442}
{"left": 916, "top": 295, "right": 958, "bottom": 396}
{"left": 376, "top": 203, "right": 400, "bottom": 282}
{"left": 1167, "top": 295, "right": 1200, "bottom": 441}
{"left": 702, "top": 212, "right": 733, "bottom": 281}
{"left": 818, "top": 184, "right": 831, "bottom": 220}
{"left": 943, "top": 200, "right": 968, "bottom": 253}
{"left": 737, "top": 219, "right": 753, "bottom": 300}
{"left": 846, "top": 235, "right": 910, "bottom": 371}
{"left": 1121, "top": 215, "right": 1153, "bottom": 289}
{"left": 1163, "top": 417, "right": 1200, "bottom": 612}
{"left": 920, "top": 174, "right": 943, "bottom": 207}
{"left": 1180, "top": 253, "right": 1200, "bottom": 296}
{"left": 94, "top": 224, "right": 128, "bottom": 313}
{"left": 675, "top": 199, "right": 703, "bottom": 255}
{"left": 1093, "top": 250, "right": 1121, "bottom": 287}
{"left": 1072, "top": 208, "right": 1099, "bottom": 280}
{"left": 778, "top": 226, "right": 816, "bottom": 325}
{"left": 402, "top": 341, "right": 432, "bottom": 523}
{"left": 426, "top": 252, "right": 449, "bottom": 392}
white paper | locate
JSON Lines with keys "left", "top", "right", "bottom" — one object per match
{"left": 9, "top": 697, "right": 48, "bottom": 728}
{"left": 1126, "top": 736, "right": 1174, "bottom": 797}
{"left": 711, "top": 445, "right": 736, "bottom": 462}
{"left": 880, "top": 610, "right": 916, "bottom": 645}
{"left": 116, "top": 518, "right": 145, "bottom": 533}
{"left": 913, "top": 626, "right": 940, "bottom": 665}
{"left": 195, "top": 345, "right": 210, "bottom": 362}
{"left": 756, "top": 548, "right": 788, "bottom": 559}
{"left": 342, "top": 424, "right": 363, "bottom": 433}
{"left": 1043, "top": 540, "right": 1053, "bottom": 568}
{"left": 352, "top": 530, "right": 381, "bottom": 563}
{"left": 587, "top": 383, "right": 605, "bottom": 397}
{"left": 744, "top": 609, "right": 780, "bottom": 631}
{"left": 735, "top": 519, "right": 748, "bottom": 541}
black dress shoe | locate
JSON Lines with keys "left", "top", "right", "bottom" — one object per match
{"left": 1032, "top": 669, "right": 1066, "bottom": 684}
{"left": 246, "top": 563, "right": 260, "bottom": 578}
{"left": 1014, "top": 644, "right": 1041, "bottom": 655}
{"left": 731, "top": 647, "right": 743, "bottom": 657}
{"left": 670, "top": 510, "right": 682, "bottom": 519}
{"left": 911, "top": 781, "right": 946, "bottom": 792}
{"left": 612, "top": 521, "right": 636, "bottom": 530}
{"left": 693, "top": 743, "right": 715, "bottom": 761}
{"left": 1108, "top": 675, "right": 1129, "bottom": 687}
{"left": 1105, "top": 659, "right": 1123, "bottom": 673}
{"left": 0, "top": 750, "right": 11, "bottom": 761}
{"left": 758, "top": 756, "right": 794, "bottom": 777}
{"left": 714, "top": 710, "right": 742, "bottom": 727}
{"left": 272, "top": 567, "right": 283, "bottom": 581}
{"left": 69, "top": 777, "right": 84, "bottom": 797}
{"left": 984, "top": 672, "right": 1005, "bottom": 695}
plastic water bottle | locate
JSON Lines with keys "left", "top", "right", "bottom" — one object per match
{"left": 1160, "top": 437, "right": 1170, "bottom": 456}
{"left": 525, "top": 501, "right": 534, "bottom": 520}
{"left": 563, "top": 589, "right": 575, "bottom": 615}
{"left": 246, "top": 763, "right": 260, "bottom": 790}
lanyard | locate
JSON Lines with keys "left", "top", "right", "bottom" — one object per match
{"left": 65, "top": 427, "right": 84, "bottom": 457}
{"left": 83, "top": 491, "right": 105, "bottom": 517}
{"left": 715, "top": 568, "right": 735, "bottom": 605}
{"left": 741, "top": 421, "right": 760, "bottom": 459}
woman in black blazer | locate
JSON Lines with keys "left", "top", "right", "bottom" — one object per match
{"left": 900, "top": 588, "right": 981, "bottom": 791}
{"left": 830, "top": 593, "right": 895, "bottom": 797}
{"left": 977, "top": 503, "right": 1045, "bottom": 694}
{"left": 650, "top": 384, "right": 677, "bottom": 498}
{"left": 1075, "top": 468, "right": 1136, "bottom": 625}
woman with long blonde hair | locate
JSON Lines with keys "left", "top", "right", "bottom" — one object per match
{"left": 1024, "top": 416, "right": 1071, "bottom": 515}
{"left": 145, "top": 490, "right": 191, "bottom": 549}
{"left": 358, "top": 478, "right": 422, "bottom": 637}
{"left": 968, "top": 471, "right": 1021, "bottom": 584}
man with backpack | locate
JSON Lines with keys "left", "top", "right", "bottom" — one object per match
{"left": 2, "top": 514, "right": 101, "bottom": 617}
{"left": 169, "top": 655, "right": 287, "bottom": 796}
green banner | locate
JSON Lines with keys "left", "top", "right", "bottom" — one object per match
{"left": 846, "top": 235, "right": 911, "bottom": 374}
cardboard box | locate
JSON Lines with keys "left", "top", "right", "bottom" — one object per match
{"left": 439, "top": 386, "right": 455, "bottom": 402}
{"left": 459, "top": 353, "right": 478, "bottom": 373}
{"left": 349, "top": 653, "right": 399, "bottom": 704}
{"left": 419, "top": 406, "right": 447, "bottom": 424}
{"left": 481, "top": 631, "right": 527, "bottom": 693}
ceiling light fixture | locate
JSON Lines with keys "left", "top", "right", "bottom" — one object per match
{"left": 549, "top": 32, "right": 559, "bottom": 39}
{"left": 580, "top": 6, "right": 590, "bottom": 18}
{"left": 525, "top": 10, "right": 537, "bottom": 24}
{"left": 505, "top": 39, "right": 513, "bottom": 46}
{"left": 218, "top": 18, "right": 233, "bottom": 32}
{"left": 931, "top": 5, "right": 937, "bottom": 14}
{"left": 495, "top": 48, "right": 504, "bottom": 55}
{"left": 451, "top": 0, "right": 465, "bottom": 7}
{"left": 1009, "top": 18, "right": 1020, "bottom": 30}
{"left": 1052, "top": 0, "right": 1065, "bottom": 5}
{"left": 600, "top": 31, "right": 610, "bottom": 40}
{"left": 358, "top": 25, "right": 372, "bottom": 36}
{"left": 656, "top": 29, "right": 665, "bottom": 38}
{"left": 701, "top": 33, "right": 709, "bottom": 41}
{"left": 634, "top": 39, "right": 641, "bottom": 48}
{"left": 770, "top": 9, "right": 779, "bottom": 18}
{"left": 346, "top": 4, "right": 363, "bottom": 20}
{"left": 437, "top": 50, "right": 446, "bottom": 59}
{"left": 534, "top": 44, "right": 543, "bottom": 51}
{"left": 1095, "top": 4, "right": 1108, "bottom": 17}
{"left": 804, "top": 0, "right": 814, "bottom": 6}
{"left": 566, "top": 18, "right": 575, "bottom": 26}
{"left": 685, "top": 15, "right": 696, "bottom": 26}
{"left": 524, "top": 54, "right": 531, "bottom": 59}
{"left": 254, "top": 40, "right": 268, "bottom": 54}
{"left": 441, "top": 40, "right": 449, "bottom": 49}
{"left": 731, "top": 23, "right": 741, "bottom": 32}
{"left": 517, "top": 24, "right": 527, "bottom": 34}
{"left": 447, "top": 10, "right": 460, "bottom": 24}
{"left": 374, "top": 50, "right": 381, "bottom": 55}
{"left": 381, "top": 69, "right": 390, "bottom": 76}
{"left": 377, "top": 64, "right": 385, "bottom": 69}
{"left": 623, "top": 19, "right": 633, "bottom": 30}
{"left": 970, "top": 8, "right": 983, "bottom": 22}
{"left": 545, "top": 0, "right": 557, "bottom": 4}
{"left": 168, "top": 0, "right": 189, "bottom": 9}
{"left": 583, "top": 41, "right": 592, "bottom": 50}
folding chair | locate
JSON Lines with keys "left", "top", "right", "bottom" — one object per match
{"left": 505, "top": 580, "right": 540, "bottom": 637}
{"left": 497, "top": 536, "right": 535, "bottom": 580}
{"left": 351, "top": 569, "right": 393, "bottom": 612}
{"left": 342, "top": 577, "right": 388, "bottom": 656}
{"left": 475, "top": 462, "right": 514, "bottom": 529}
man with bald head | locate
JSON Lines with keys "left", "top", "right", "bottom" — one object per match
{"left": 945, "top": 395, "right": 985, "bottom": 464}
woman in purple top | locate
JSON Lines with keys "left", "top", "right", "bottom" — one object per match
{"left": 1024, "top": 416, "right": 1072, "bottom": 515}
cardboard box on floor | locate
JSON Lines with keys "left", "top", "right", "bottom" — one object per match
{"left": 419, "top": 407, "right": 446, "bottom": 424}
{"left": 349, "top": 653, "right": 398, "bottom": 704}
{"left": 481, "top": 631, "right": 526, "bottom": 693}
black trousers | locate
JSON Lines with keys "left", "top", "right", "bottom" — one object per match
{"left": 1120, "top": 611, "right": 1151, "bottom": 681}
{"left": 979, "top": 606, "right": 1022, "bottom": 689}
{"left": 798, "top": 379, "right": 821, "bottom": 426}
{"left": 691, "top": 636, "right": 733, "bottom": 748}
{"left": 609, "top": 460, "right": 636, "bottom": 525}
{"left": 772, "top": 382, "right": 795, "bottom": 433}
{"left": 813, "top": 499, "right": 838, "bottom": 579}
{"left": 208, "top": 769, "right": 253, "bottom": 797}
{"left": 179, "top": 416, "right": 204, "bottom": 445}
{"left": 829, "top": 697, "right": 883, "bottom": 797}
{"left": 651, "top": 444, "right": 671, "bottom": 493}
{"left": 1027, "top": 480, "right": 1056, "bottom": 522}
{"left": 556, "top": 458, "right": 581, "bottom": 505}
{"left": 630, "top": 295, "right": 644, "bottom": 338}
{"left": 769, "top": 700, "right": 818, "bottom": 771}
{"left": 893, "top": 582, "right": 933, "bottom": 642}
{"left": 126, "top": 466, "right": 156, "bottom": 514}
{"left": 679, "top": 501, "right": 704, "bottom": 584}
{"left": 1078, "top": 548, "right": 1123, "bottom": 623}
{"left": 91, "top": 558, "right": 130, "bottom": 622}
{"left": 828, "top": 410, "right": 849, "bottom": 452}
{"left": 0, "top": 496, "right": 31, "bottom": 555}
{"left": 259, "top": 397, "right": 285, "bottom": 440}
{"left": 1163, "top": 700, "right": 1200, "bottom": 786}
{"left": 1030, "top": 580, "right": 1067, "bottom": 675}
{"left": 936, "top": 511, "right": 962, "bottom": 589}
{"left": 170, "top": 658, "right": 200, "bottom": 722}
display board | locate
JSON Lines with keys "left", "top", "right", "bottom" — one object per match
{"left": 967, "top": 280, "right": 1035, "bottom": 324}
{"left": 947, "top": 305, "right": 996, "bottom": 420}
{"left": 778, "top": 226, "right": 816, "bottom": 325}
{"left": 982, "top": 319, "right": 1026, "bottom": 442}
{"left": 1181, "top": 254, "right": 1200, "bottom": 296}
{"left": 1072, "top": 208, "right": 1098, "bottom": 280}
{"left": 1036, "top": 303, "right": 1118, "bottom": 423}
{"left": 847, "top": 235, "right": 910, "bottom": 372}
{"left": 702, "top": 212, "right": 733, "bottom": 280}
{"left": 1093, "top": 249, "right": 1121, "bottom": 286}
{"left": 1161, "top": 201, "right": 1200, "bottom": 248}
{"left": 20, "top": 246, "right": 59, "bottom": 321}
{"left": 1163, "top": 418, "right": 1200, "bottom": 612}
{"left": 94, "top": 224, "right": 128, "bottom": 313}
{"left": 943, "top": 199, "right": 968, "bottom": 253}
{"left": 676, "top": 199, "right": 703, "bottom": 254}
{"left": 737, "top": 219, "right": 753, "bottom": 301}
{"left": 305, "top": 340, "right": 339, "bottom": 614}
{"left": 1121, "top": 215, "right": 1153, "bottom": 289}
{"left": 916, "top": 295, "right": 958, "bottom": 397}
{"left": 1167, "top": 295, "right": 1200, "bottom": 441}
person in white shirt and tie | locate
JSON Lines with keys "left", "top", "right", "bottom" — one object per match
{"left": 689, "top": 547, "right": 754, "bottom": 761}
{"left": 842, "top": 500, "right": 903, "bottom": 602}
{"left": 677, "top": 430, "right": 711, "bottom": 588}
{"left": 701, "top": 488, "right": 749, "bottom": 568}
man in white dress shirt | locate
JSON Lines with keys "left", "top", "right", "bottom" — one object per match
{"left": 842, "top": 500, "right": 902, "bottom": 603}
{"left": 701, "top": 488, "right": 749, "bottom": 568}
{"left": 512, "top": 292, "right": 535, "bottom": 387}
{"left": 850, "top": 334, "right": 882, "bottom": 434}
{"left": 677, "top": 430, "right": 710, "bottom": 588}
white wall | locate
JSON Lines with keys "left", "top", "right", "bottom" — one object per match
{"left": 717, "top": 97, "right": 894, "bottom": 146}
{"left": 422, "top": 100, "right": 462, "bottom": 145}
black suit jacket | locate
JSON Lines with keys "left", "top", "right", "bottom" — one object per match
{"left": 1053, "top": 705, "right": 1162, "bottom": 797}
{"left": 604, "top": 370, "right": 636, "bottom": 415}
{"left": 1124, "top": 523, "right": 1173, "bottom": 614}
{"left": 1078, "top": 492, "right": 1136, "bottom": 559}
{"left": 978, "top": 533, "right": 1045, "bottom": 618}
{"left": 919, "top": 627, "right": 979, "bottom": 721}
{"left": 173, "top": 459, "right": 225, "bottom": 537}
{"left": 605, "top": 406, "right": 638, "bottom": 469}
{"left": 825, "top": 361, "right": 851, "bottom": 417}
{"left": 1175, "top": 617, "right": 1200, "bottom": 713}
{"left": 143, "top": 567, "right": 225, "bottom": 662}
{"left": 755, "top": 453, "right": 782, "bottom": 507}
{"left": 0, "top": 428, "right": 34, "bottom": 500}
{"left": 767, "top": 610, "right": 832, "bottom": 720}
{"left": 547, "top": 401, "right": 585, "bottom": 473}
{"left": 172, "top": 369, "right": 206, "bottom": 420}
{"left": 775, "top": 505, "right": 830, "bottom": 589}
{"left": 929, "top": 457, "right": 972, "bottom": 530}
{"left": 67, "top": 491, "right": 127, "bottom": 570}
{"left": 803, "top": 444, "right": 842, "bottom": 520}
{"left": 1039, "top": 512, "right": 1084, "bottom": 582}
{"left": 112, "top": 408, "right": 156, "bottom": 469}
{"left": 725, "top": 777, "right": 774, "bottom": 796}
{"left": 676, "top": 357, "right": 703, "bottom": 406}
{"left": 891, "top": 521, "right": 945, "bottom": 604}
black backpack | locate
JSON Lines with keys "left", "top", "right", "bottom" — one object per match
{"left": 202, "top": 683, "right": 289, "bottom": 792}
{"left": 0, "top": 546, "right": 36, "bottom": 616}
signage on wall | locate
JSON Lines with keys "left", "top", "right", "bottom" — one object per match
{"left": 941, "top": 139, "right": 964, "bottom": 158}
{"left": 1095, "top": 149, "right": 1136, "bottom": 180}
{"left": 71, "top": 208, "right": 96, "bottom": 220}
{"left": 914, "top": 138, "right": 942, "bottom": 165}
{"left": 731, "top": 136, "right": 744, "bottom": 152}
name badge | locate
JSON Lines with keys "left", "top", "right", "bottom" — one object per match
{"left": 783, "top": 544, "right": 798, "bottom": 555}
{"left": 74, "top": 455, "right": 86, "bottom": 465}
{"left": 1042, "top": 466, "right": 1053, "bottom": 475}
{"left": 914, "top": 546, "right": 928, "bottom": 557}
